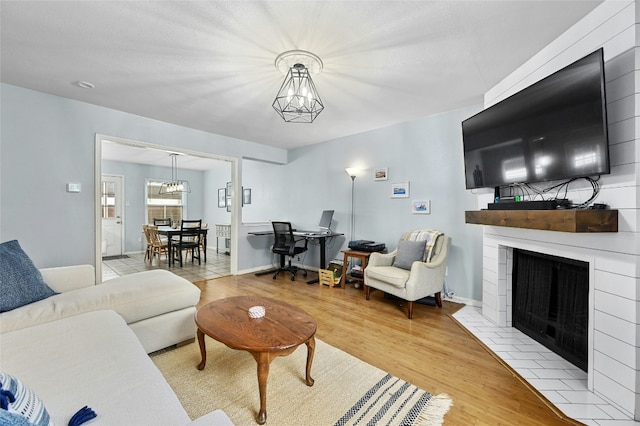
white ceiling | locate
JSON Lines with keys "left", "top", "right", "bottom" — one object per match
{"left": 1, "top": 1, "right": 601, "bottom": 167}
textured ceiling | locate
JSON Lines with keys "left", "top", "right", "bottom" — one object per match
{"left": 1, "top": 1, "right": 601, "bottom": 153}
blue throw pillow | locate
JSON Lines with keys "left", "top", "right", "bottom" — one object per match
{"left": 0, "top": 240, "right": 57, "bottom": 312}
{"left": 0, "top": 371, "right": 52, "bottom": 426}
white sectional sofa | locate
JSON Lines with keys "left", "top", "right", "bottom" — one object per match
{"left": 1, "top": 265, "right": 200, "bottom": 353}
{"left": 0, "top": 239, "right": 233, "bottom": 424}
{"left": 1, "top": 309, "right": 232, "bottom": 425}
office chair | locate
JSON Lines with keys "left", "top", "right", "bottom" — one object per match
{"left": 271, "top": 221, "right": 308, "bottom": 281}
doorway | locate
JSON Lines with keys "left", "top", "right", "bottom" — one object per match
{"left": 94, "top": 134, "right": 239, "bottom": 282}
{"left": 101, "top": 175, "right": 124, "bottom": 258}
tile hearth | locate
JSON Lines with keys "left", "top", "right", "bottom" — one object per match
{"left": 452, "top": 305, "right": 638, "bottom": 426}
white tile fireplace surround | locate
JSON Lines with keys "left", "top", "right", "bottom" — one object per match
{"left": 471, "top": 228, "right": 639, "bottom": 423}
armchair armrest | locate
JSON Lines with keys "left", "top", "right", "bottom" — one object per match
{"left": 405, "top": 257, "right": 448, "bottom": 300}
{"left": 367, "top": 249, "right": 397, "bottom": 267}
{"left": 39, "top": 265, "right": 96, "bottom": 293}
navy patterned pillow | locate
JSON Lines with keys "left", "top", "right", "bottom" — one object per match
{"left": 0, "top": 240, "right": 57, "bottom": 312}
{"left": 0, "top": 371, "right": 52, "bottom": 426}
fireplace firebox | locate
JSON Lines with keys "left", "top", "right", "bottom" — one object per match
{"left": 512, "top": 249, "right": 588, "bottom": 371}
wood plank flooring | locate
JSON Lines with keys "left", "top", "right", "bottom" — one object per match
{"left": 194, "top": 272, "right": 582, "bottom": 425}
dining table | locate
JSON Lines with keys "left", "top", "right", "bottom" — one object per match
{"left": 157, "top": 226, "right": 208, "bottom": 265}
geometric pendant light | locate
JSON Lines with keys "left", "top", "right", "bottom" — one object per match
{"left": 272, "top": 50, "right": 324, "bottom": 123}
{"left": 158, "top": 153, "right": 191, "bottom": 194}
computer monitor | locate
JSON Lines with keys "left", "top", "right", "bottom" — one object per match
{"left": 318, "top": 210, "right": 334, "bottom": 232}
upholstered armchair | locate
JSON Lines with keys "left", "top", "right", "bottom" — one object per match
{"left": 364, "top": 230, "right": 451, "bottom": 319}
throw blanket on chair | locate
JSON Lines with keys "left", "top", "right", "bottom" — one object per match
{"left": 407, "top": 230, "right": 443, "bottom": 262}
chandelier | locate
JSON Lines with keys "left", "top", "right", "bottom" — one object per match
{"left": 272, "top": 50, "right": 324, "bottom": 123}
{"left": 159, "top": 153, "right": 191, "bottom": 194}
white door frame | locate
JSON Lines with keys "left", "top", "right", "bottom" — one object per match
{"left": 100, "top": 174, "right": 125, "bottom": 257}
{"left": 94, "top": 134, "right": 238, "bottom": 283}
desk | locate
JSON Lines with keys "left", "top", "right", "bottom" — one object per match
{"left": 340, "top": 250, "right": 372, "bottom": 289}
{"left": 248, "top": 230, "right": 343, "bottom": 284}
{"left": 157, "top": 226, "right": 208, "bottom": 265}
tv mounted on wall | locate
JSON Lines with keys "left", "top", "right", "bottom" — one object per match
{"left": 462, "top": 48, "right": 610, "bottom": 190}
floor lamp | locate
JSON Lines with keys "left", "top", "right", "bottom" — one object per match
{"left": 345, "top": 168, "right": 358, "bottom": 241}
{"left": 345, "top": 168, "right": 358, "bottom": 285}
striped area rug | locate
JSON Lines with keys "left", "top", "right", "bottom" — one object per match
{"left": 335, "top": 373, "right": 451, "bottom": 426}
{"left": 152, "top": 338, "right": 452, "bottom": 425}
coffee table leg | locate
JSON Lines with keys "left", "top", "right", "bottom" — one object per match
{"left": 305, "top": 336, "right": 315, "bottom": 386}
{"left": 196, "top": 328, "right": 207, "bottom": 370}
{"left": 255, "top": 352, "right": 270, "bottom": 425}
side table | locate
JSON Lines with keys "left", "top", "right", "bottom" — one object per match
{"left": 340, "top": 250, "right": 372, "bottom": 289}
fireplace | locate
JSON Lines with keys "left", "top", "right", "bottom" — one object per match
{"left": 512, "top": 249, "right": 588, "bottom": 371}
{"left": 479, "top": 231, "right": 640, "bottom": 419}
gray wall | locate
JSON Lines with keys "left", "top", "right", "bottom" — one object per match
{"left": 203, "top": 163, "right": 233, "bottom": 252}
{"left": 239, "top": 106, "right": 484, "bottom": 300}
{"left": 0, "top": 83, "right": 286, "bottom": 268}
{"left": 1, "top": 83, "right": 483, "bottom": 300}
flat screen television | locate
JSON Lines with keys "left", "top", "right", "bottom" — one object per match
{"left": 462, "top": 48, "right": 610, "bottom": 190}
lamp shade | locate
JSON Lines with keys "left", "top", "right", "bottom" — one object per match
{"left": 272, "top": 63, "right": 324, "bottom": 123}
{"left": 345, "top": 168, "right": 358, "bottom": 178}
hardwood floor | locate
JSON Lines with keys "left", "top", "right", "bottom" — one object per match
{"left": 194, "top": 272, "right": 582, "bottom": 425}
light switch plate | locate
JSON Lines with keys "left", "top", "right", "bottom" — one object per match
{"left": 66, "top": 183, "right": 81, "bottom": 193}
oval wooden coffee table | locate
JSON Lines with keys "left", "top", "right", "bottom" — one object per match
{"left": 195, "top": 296, "right": 317, "bottom": 424}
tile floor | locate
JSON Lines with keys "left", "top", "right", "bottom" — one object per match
{"left": 102, "top": 249, "right": 231, "bottom": 283}
{"left": 452, "top": 305, "right": 639, "bottom": 425}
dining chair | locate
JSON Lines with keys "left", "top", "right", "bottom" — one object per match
{"left": 172, "top": 219, "right": 202, "bottom": 267}
{"left": 153, "top": 218, "right": 172, "bottom": 227}
{"left": 142, "top": 225, "right": 153, "bottom": 262}
{"left": 147, "top": 225, "right": 169, "bottom": 266}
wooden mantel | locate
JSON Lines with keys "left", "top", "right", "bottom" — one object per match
{"left": 465, "top": 209, "right": 618, "bottom": 233}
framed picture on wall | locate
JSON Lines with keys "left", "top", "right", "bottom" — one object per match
{"left": 374, "top": 167, "right": 388, "bottom": 181}
{"left": 226, "top": 181, "right": 232, "bottom": 211}
{"left": 243, "top": 188, "right": 252, "bottom": 205}
{"left": 411, "top": 200, "right": 431, "bottom": 214}
{"left": 391, "top": 181, "right": 409, "bottom": 198}
{"left": 217, "top": 188, "right": 226, "bottom": 208}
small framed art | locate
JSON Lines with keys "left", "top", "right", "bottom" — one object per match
{"left": 243, "top": 188, "right": 252, "bottom": 205}
{"left": 374, "top": 167, "right": 388, "bottom": 181}
{"left": 411, "top": 200, "right": 431, "bottom": 214}
{"left": 217, "top": 188, "right": 226, "bottom": 208}
{"left": 391, "top": 181, "right": 409, "bottom": 198}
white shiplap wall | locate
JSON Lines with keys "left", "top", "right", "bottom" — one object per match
{"left": 477, "top": 0, "right": 640, "bottom": 419}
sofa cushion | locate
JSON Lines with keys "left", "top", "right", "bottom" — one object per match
{"left": 365, "top": 265, "right": 410, "bottom": 288}
{"left": 0, "top": 240, "right": 56, "bottom": 312}
{"left": 0, "top": 310, "right": 191, "bottom": 425}
{"left": 392, "top": 240, "right": 425, "bottom": 270}
{"left": 0, "top": 270, "right": 200, "bottom": 333}
{"left": 0, "top": 371, "right": 51, "bottom": 426}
